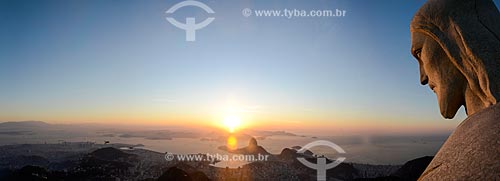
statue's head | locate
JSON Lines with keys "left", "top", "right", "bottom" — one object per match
{"left": 410, "top": 0, "right": 500, "bottom": 118}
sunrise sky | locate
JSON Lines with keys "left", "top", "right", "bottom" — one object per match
{"left": 3, "top": 0, "right": 495, "bottom": 134}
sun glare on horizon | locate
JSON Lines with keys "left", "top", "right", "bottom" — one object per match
{"left": 218, "top": 95, "right": 247, "bottom": 133}
{"left": 223, "top": 115, "right": 242, "bottom": 133}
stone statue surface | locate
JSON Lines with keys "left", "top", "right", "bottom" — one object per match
{"left": 410, "top": 0, "right": 500, "bottom": 179}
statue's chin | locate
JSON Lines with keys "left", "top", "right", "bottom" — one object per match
{"left": 436, "top": 87, "right": 465, "bottom": 119}
{"left": 439, "top": 101, "right": 462, "bottom": 119}
{"left": 441, "top": 109, "right": 456, "bottom": 119}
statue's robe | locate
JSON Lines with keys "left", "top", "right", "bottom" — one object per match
{"left": 419, "top": 103, "right": 500, "bottom": 180}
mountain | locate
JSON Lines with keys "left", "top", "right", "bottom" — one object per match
{"left": 89, "top": 147, "right": 138, "bottom": 161}
{"left": 0, "top": 141, "right": 435, "bottom": 180}
{"left": 354, "top": 156, "right": 434, "bottom": 181}
{"left": 277, "top": 147, "right": 314, "bottom": 161}
{"left": 4, "top": 165, "right": 50, "bottom": 180}
{"left": 157, "top": 167, "right": 192, "bottom": 181}
{"left": 157, "top": 166, "right": 209, "bottom": 181}
{"left": 0, "top": 121, "right": 53, "bottom": 136}
{"left": 391, "top": 156, "right": 433, "bottom": 180}
{"left": 0, "top": 121, "right": 51, "bottom": 129}
{"left": 0, "top": 155, "right": 49, "bottom": 169}
{"left": 66, "top": 147, "right": 140, "bottom": 180}
{"left": 278, "top": 148, "right": 297, "bottom": 160}
{"left": 219, "top": 137, "right": 271, "bottom": 156}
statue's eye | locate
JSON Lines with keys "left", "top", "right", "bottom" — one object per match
{"left": 414, "top": 49, "right": 422, "bottom": 59}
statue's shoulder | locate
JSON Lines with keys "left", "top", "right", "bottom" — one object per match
{"left": 419, "top": 103, "right": 500, "bottom": 180}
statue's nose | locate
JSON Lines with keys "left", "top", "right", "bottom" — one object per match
{"left": 418, "top": 60, "right": 429, "bottom": 85}
{"left": 420, "top": 72, "right": 429, "bottom": 85}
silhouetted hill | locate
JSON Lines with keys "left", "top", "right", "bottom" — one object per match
{"left": 1, "top": 165, "right": 63, "bottom": 181}
{"left": 354, "top": 156, "right": 433, "bottom": 181}
{"left": 278, "top": 147, "right": 315, "bottom": 161}
{"left": 64, "top": 147, "right": 140, "bottom": 180}
{"left": 189, "top": 170, "right": 210, "bottom": 181}
{"left": 0, "top": 155, "right": 49, "bottom": 169}
{"left": 0, "top": 142, "right": 434, "bottom": 181}
{"left": 0, "top": 169, "right": 12, "bottom": 179}
{"left": 278, "top": 148, "right": 297, "bottom": 160}
{"left": 289, "top": 157, "right": 360, "bottom": 180}
{"left": 391, "top": 156, "right": 433, "bottom": 181}
{"left": 163, "top": 163, "right": 210, "bottom": 181}
{"left": 0, "top": 121, "right": 50, "bottom": 129}
{"left": 157, "top": 167, "right": 192, "bottom": 181}
{"left": 89, "top": 147, "right": 137, "bottom": 161}
{"left": 219, "top": 137, "right": 271, "bottom": 156}
{"left": 331, "top": 163, "right": 360, "bottom": 180}
{"left": 353, "top": 176, "right": 401, "bottom": 181}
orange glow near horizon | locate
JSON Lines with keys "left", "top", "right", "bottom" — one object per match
{"left": 0, "top": 93, "right": 460, "bottom": 135}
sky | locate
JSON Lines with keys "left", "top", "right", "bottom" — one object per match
{"left": 2, "top": 0, "right": 497, "bottom": 135}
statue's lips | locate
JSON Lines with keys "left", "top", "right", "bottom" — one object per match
{"left": 429, "top": 84, "right": 436, "bottom": 92}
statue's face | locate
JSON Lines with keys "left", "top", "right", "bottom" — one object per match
{"left": 411, "top": 32, "right": 467, "bottom": 119}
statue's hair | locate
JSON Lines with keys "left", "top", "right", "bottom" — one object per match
{"left": 410, "top": 0, "right": 500, "bottom": 107}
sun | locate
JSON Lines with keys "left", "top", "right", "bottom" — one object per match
{"left": 223, "top": 115, "right": 242, "bottom": 133}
